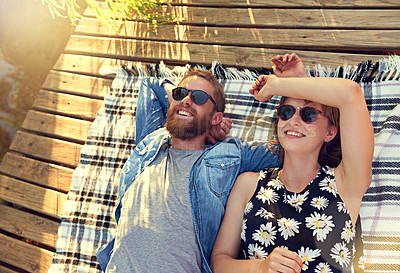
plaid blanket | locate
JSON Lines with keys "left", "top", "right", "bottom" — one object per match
{"left": 48, "top": 58, "right": 400, "bottom": 273}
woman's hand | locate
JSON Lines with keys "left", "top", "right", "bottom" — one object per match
{"left": 249, "top": 75, "right": 278, "bottom": 102}
{"left": 271, "top": 53, "right": 307, "bottom": 78}
{"left": 249, "top": 53, "right": 307, "bottom": 102}
{"left": 258, "top": 247, "right": 303, "bottom": 273}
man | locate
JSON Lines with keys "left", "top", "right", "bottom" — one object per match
{"left": 96, "top": 69, "right": 281, "bottom": 273}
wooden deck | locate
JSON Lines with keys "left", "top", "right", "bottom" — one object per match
{"left": 0, "top": 0, "right": 399, "bottom": 272}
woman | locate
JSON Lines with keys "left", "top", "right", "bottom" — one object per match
{"left": 210, "top": 54, "right": 374, "bottom": 273}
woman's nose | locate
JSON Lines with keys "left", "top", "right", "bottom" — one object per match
{"left": 289, "top": 110, "right": 302, "bottom": 126}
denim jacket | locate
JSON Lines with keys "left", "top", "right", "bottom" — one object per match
{"left": 97, "top": 77, "right": 281, "bottom": 272}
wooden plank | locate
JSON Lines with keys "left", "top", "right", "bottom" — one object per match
{"left": 33, "top": 90, "right": 103, "bottom": 120}
{"left": 0, "top": 203, "right": 59, "bottom": 248}
{"left": 0, "top": 174, "right": 66, "bottom": 218}
{"left": 173, "top": 8, "right": 400, "bottom": 29}
{"left": 43, "top": 70, "right": 112, "bottom": 98}
{"left": 22, "top": 110, "right": 92, "bottom": 143}
{"left": 75, "top": 18, "right": 400, "bottom": 51}
{"left": 0, "top": 264, "right": 17, "bottom": 273}
{"left": 9, "top": 131, "right": 83, "bottom": 168}
{"left": 64, "top": 35, "right": 387, "bottom": 69}
{"left": 88, "top": 4, "right": 400, "bottom": 29}
{"left": 0, "top": 233, "right": 53, "bottom": 273}
{"left": 53, "top": 53, "right": 126, "bottom": 75}
{"left": 0, "top": 152, "right": 73, "bottom": 192}
{"left": 169, "top": 0, "right": 400, "bottom": 7}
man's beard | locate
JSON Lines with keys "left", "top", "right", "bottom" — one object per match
{"left": 166, "top": 105, "right": 213, "bottom": 140}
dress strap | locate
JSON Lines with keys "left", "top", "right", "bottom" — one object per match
{"left": 353, "top": 216, "right": 365, "bottom": 273}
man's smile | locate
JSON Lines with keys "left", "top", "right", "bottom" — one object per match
{"left": 176, "top": 108, "right": 194, "bottom": 117}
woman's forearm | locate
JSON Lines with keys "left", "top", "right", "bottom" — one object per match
{"left": 211, "top": 253, "right": 261, "bottom": 273}
{"left": 260, "top": 76, "right": 365, "bottom": 110}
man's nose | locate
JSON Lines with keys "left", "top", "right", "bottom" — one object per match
{"left": 181, "top": 93, "right": 193, "bottom": 106}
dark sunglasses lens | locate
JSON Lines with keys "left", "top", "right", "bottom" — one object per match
{"left": 173, "top": 87, "right": 188, "bottom": 101}
{"left": 191, "top": 90, "right": 208, "bottom": 105}
{"left": 278, "top": 105, "right": 295, "bottom": 120}
{"left": 301, "top": 107, "right": 318, "bottom": 123}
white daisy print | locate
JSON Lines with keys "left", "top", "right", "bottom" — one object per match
{"left": 337, "top": 201, "right": 349, "bottom": 214}
{"left": 255, "top": 207, "right": 275, "bottom": 219}
{"left": 244, "top": 201, "right": 253, "bottom": 215}
{"left": 310, "top": 196, "right": 329, "bottom": 210}
{"left": 241, "top": 219, "right": 247, "bottom": 242}
{"left": 305, "top": 212, "right": 335, "bottom": 241}
{"left": 248, "top": 243, "right": 268, "bottom": 259}
{"left": 297, "top": 246, "right": 321, "bottom": 271}
{"left": 319, "top": 177, "right": 337, "bottom": 197}
{"left": 284, "top": 191, "right": 309, "bottom": 212}
{"left": 252, "top": 222, "right": 277, "bottom": 247}
{"left": 341, "top": 220, "right": 355, "bottom": 243}
{"left": 241, "top": 249, "right": 248, "bottom": 259}
{"left": 330, "top": 242, "right": 351, "bottom": 267}
{"left": 314, "top": 262, "right": 332, "bottom": 273}
{"left": 256, "top": 186, "right": 279, "bottom": 204}
{"left": 357, "top": 255, "right": 366, "bottom": 271}
{"left": 268, "top": 177, "right": 284, "bottom": 190}
{"left": 277, "top": 217, "right": 301, "bottom": 240}
{"left": 258, "top": 170, "right": 267, "bottom": 180}
{"left": 325, "top": 167, "right": 335, "bottom": 176}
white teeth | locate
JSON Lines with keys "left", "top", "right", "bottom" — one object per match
{"left": 178, "top": 110, "right": 191, "bottom": 116}
{"left": 286, "top": 131, "right": 303, "bottom": 137}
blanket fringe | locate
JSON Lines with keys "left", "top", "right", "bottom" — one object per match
{"left": 118, "top": 55, "right": 400, "bottom": 83}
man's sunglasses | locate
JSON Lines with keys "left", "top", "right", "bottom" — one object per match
{"left": 172, "top": 87, "right": 220, "bottom": 112}
{"left": 276, "top": 104, "right": 328, "bottom": 123}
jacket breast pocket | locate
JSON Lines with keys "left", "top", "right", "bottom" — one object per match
{"left": 205, "top": 157, "right": 240, "bottom": 197}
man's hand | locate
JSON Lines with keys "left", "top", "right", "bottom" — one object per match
{"left": 271, "top": 53, "right": 307, "bottom": 78}
{"left": 164, "top": 81, "right": 175, "bottom": 105}
{"left": 206, "top": 118, "right": 233, "bottom": 144}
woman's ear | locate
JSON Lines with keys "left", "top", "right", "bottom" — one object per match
{"left": 212, "top": 112, "right": 224, "bottom": 126}
{"left": 324, "top": 126, "right": 338, "bottom": 142}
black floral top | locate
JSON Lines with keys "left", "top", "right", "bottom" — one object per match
{"left": 239, "top": 166, "right": 364, "bottom": 272}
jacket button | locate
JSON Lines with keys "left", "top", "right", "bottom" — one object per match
{"left": 220, "top": 163, "right": 225, "bottom": 167}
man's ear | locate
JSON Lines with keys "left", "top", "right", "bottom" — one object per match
{"left": 212, "top": 112, "right": 224, "bottom": 126}
{"left": 324, "top": 126, "right": 338, "bottom": 142}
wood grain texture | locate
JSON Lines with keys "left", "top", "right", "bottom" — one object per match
{"left": 169, "top": 0, "right": 400, "bottom": 7}
{"left": 0, "top": 174, "right": 66, "bottom": 218}
{"left": 43, "top": 70, "right": 112, "bottom": 98}
{"left": 0, "top": 152, "right": 73, "bottom": 192}
{"left": 0, "top": 203, "right": 59, "bottom": 248}
{"left": 9, "top": 131, "right": 83, "bottom": 168}
{"left": 65, "top": 35, "right": 387, "bottom": 69}
{"left": 76, "top": 18, "right": 400, "bottom": 51}
{"left": 22, "top": 110, "right": 92, "bottom": 143}
{"left": 88, "top": 4, "right": 400, "bottom": 29}
{"left": 0, "top": 233, "right": 53, "bottom": 273}
{"left": 0, "top": 264, "right": 18, "bottom": 273}
{"left": 33, "top": 90, "right": 103, "bottom": 120}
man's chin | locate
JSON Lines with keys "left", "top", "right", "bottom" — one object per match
{"left": 168, "top": 127, "right": 205, "bottom": 140}
{"left": 166, "top": 111, "right": 211, "bottom": 140}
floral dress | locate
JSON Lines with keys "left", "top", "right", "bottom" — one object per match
{"left": 239, "top": 166, "right": 364, "bottom": 273}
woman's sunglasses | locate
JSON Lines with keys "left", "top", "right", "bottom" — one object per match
{"left": 172, "top": 87, "right": 220, "bottom": 112}
{"left": 276, "top": 104, "right": 328, "bottom": 123}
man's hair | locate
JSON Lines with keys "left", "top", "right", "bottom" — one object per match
{"left": 179, "top": 68, "right": 226, "bottom": 113}
{"left": 270, "top": 96, "right": 342, "bottom": 168}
